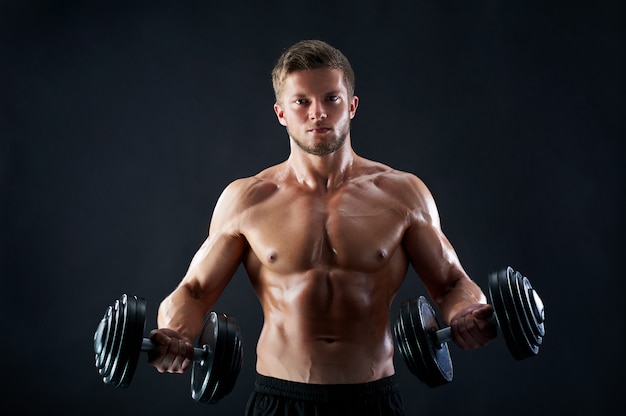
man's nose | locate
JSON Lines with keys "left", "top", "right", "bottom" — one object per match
{"left": 309, "top": 101, "right": 327, "bottom": 120}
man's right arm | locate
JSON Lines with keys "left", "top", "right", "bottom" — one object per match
{"left": 148, "top": 180, "right": 249, "bottom": 373}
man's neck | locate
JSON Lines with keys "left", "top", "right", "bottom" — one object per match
{"left": 286, "top": 138, "right": 357, "bottom": 191}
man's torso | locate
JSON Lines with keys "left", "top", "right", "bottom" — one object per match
{"left": 233, "top": 159, "right": 422, "bottom": 383}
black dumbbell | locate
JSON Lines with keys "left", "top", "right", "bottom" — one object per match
{"left": 393, "top": 267, "right": 545, "bottom": 387}
{"left": 93, "top": 294, "right": 243, "bottom": 403}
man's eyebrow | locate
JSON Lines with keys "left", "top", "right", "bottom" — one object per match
{"left": 287, "top": 90, "right": 343, "bottom": 100}
{"left": 286, "top": 93, "right": 307, "bottom": 101}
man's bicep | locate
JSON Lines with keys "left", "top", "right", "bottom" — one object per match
{"left": 182, "top": 231, "right": 246, "bottom": 302}
{"left": 195, "top": 179, "right": 249, "bottom": 270}
{"left": 403, "top": 218, "right": 464, "bottom": 303}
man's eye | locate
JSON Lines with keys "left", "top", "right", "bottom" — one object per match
{"left": 328, "top": 96, "right": 339, "bottom": 102}
{"left": 295, "top": 99, "right": 307, "bottom": 105}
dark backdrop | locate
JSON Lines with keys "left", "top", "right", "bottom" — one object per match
{"left": 2, "top": 1, "right": 624, "bottom": 415}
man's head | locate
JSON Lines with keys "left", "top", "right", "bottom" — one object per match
{"left": 272, "top": 40, "right": 355, "bottom": 104}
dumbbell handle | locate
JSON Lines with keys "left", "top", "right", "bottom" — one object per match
{"left": 432, "top": 315, "right": 496, "bottom": 346}
{"left": 141, "top": 338, "right": 209, "bottom": 361}
{"left": 434, "top": 327, "right": 453, "bottom": 345}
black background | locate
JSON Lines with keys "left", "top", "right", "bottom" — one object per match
{"left": 2, "top": 1, "right": 624, "bottom": 415}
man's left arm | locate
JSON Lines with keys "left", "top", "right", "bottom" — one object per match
{"left": 401, "top": 176, "right": 496, "bottom": 349}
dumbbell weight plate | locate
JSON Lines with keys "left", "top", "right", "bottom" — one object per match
{"left": 488, "top": 267, "right": 545, "bottom": 360}
{"left": 94, "top": 294, "right": 146, "bottom": 388}
{"left": 224, "top": 315, "right": 243, "bottom": 398}
{"left": 94, "top": 305, "right": 113, "bottom": 371}
{"left": 508, "top": 269, "right": 544, "bottom": 351}
{"left": 104, "top": 295, "right": 132, "bottom": 387}
{"left": 98, "top": 297, "right": 124, "bottom": 384}
{"left": 191, "top": 312, "right": 243, "bottom": 403}
{"left": 393, "top": 296, "right": 453, "bottom": 387}
{"left": 116, "top": 295, "right": 145, "bottom": 388}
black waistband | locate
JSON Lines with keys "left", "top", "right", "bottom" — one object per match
{"left": 254, "top": 374, "right": 400, "bottom": 402}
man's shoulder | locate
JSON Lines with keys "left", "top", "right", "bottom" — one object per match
{"left": 220, "top": 165, "right": 283, "bottom": 207}
{"left": 353, "top": 159, "right": 434, "bottom": 214}
{"left": 357, "top": 158, "right": 424, "bottom": 189}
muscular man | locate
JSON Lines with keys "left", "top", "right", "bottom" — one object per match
{"left": 148, "top": 39, "right": 496, "bottom": 415}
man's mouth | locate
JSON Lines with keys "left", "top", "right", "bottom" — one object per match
{"left": 309, "top": 127, "right": 332, "bottom": 134}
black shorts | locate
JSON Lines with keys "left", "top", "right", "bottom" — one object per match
{"left": 245, "top": 374, "right": 406, "bottom": 416}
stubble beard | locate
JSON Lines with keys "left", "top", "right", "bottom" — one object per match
{"left": 289, "top": 122, "right": 350, "bottom": 156}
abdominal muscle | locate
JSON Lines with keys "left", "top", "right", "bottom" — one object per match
{"left": 252, "top": 268, "right": 400, "bottom": 384}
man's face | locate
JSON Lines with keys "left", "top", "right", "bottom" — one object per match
{"left": 274, "top": 68, "right": 359, "bottom": 156}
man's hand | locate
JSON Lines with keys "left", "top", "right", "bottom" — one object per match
{"left": 449, "top": 303, "right": 497, "bottom": 350}
{"left": 147, "top": 328, "right": 195, "bottom": 373}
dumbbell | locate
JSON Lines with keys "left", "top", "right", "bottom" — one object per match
{"left": 93, "top": 294, "right": 243, "bottom": 403}
{"left": 393, "top": 267, "right": 545, "bottom": 387}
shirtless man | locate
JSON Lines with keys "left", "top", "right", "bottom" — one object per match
{"left": 148, "top": 40, "right": 496, "bottom": 415}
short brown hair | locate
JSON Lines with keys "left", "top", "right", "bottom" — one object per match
{"left": 271, "top": 40, "right": 355, "bottom": 103}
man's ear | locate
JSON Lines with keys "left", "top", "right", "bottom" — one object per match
{"left": 349, "top": 95, "right": 359, "bottom": 120}
{"left": 274, "top": 103, "right": 287, "bottom": 126}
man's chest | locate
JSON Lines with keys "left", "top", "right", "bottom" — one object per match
{"left": 240, "top": 188, "right": 409, "bottom": 272}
